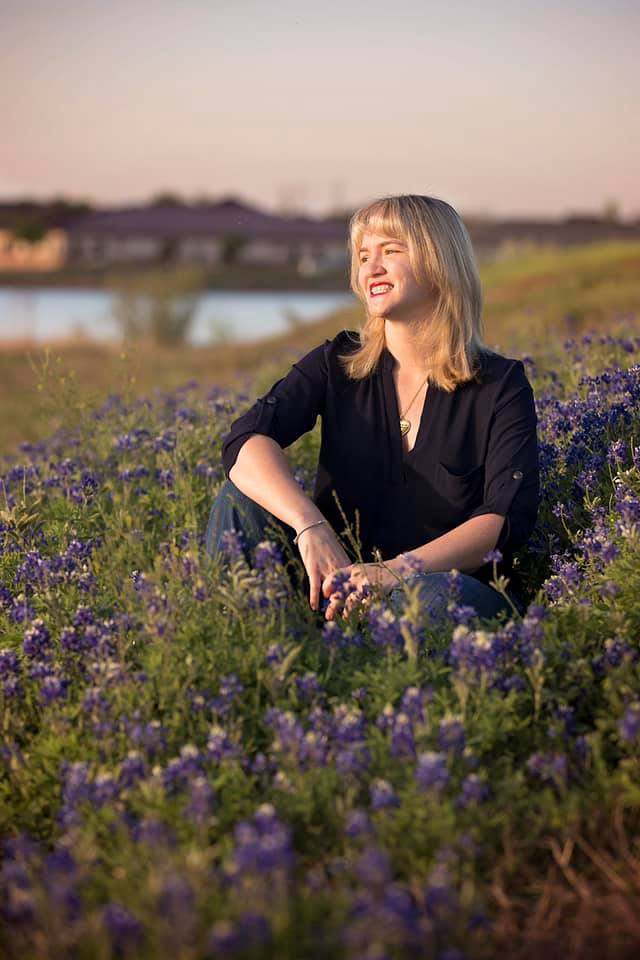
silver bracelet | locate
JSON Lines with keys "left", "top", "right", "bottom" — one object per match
{"left": 293, "top": 519, "right": 327, "bottom": 546}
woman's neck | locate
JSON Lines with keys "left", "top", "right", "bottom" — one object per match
{"left": 384, "top": 319, "right": 429, "bottom": 376}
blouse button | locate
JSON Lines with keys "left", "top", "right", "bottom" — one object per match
{"left": 265, "top": 396, "right": 277, "bottom": 405}
{"left": 512, "top": 469, "right": 523, "bottom": 480}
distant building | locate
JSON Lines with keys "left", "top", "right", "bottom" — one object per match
{"left": 2, "top": 196, "right": 639, "bottom": 275}
{"left": 0, "top": 228, "right": 67, "bottom": 271}
{"left": 65, "top": 198, "right": 350, "bottom": 274}
{"left": 467, "top": 216, "right": 640, "bottom": 259}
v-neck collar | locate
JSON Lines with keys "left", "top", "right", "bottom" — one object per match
{"left": 380, "top": 347, "right": 433, "bottom": 473}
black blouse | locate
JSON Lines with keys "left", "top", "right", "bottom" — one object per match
{"left": 221, "top": 330, "right": 540, "bottom": 594}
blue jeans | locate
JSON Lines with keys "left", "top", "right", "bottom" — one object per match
{"left": 205, "top": 480, "right": 517, "bottom": 623}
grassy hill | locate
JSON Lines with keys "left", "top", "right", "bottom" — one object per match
{"left": 1, "top": 240, "right": 639, "bottom": 456}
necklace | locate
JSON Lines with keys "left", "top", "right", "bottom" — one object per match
{"left": 399, "top": 375, "right": 429, "bottom": 437}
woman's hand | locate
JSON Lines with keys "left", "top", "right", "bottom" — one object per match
{"left": 296, "top": 524, "right": 351, "bottom": 612}
{"left": 321, "top": 562, "right": 399, "bottom": 621}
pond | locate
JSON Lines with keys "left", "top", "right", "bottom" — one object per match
{"left": 0, "top": 287, "right": 356, "bottom": 344}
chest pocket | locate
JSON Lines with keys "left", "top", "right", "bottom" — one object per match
{"left": 435, "top": 461, "right": 485, "bottom": 514}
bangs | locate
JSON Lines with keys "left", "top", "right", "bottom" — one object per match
{"left": 349, "top": 198, "right": 410, "bottom": 251}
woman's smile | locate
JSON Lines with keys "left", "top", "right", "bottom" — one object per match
{"left": 369, "top": 282, "right": 394, "bottom": 297}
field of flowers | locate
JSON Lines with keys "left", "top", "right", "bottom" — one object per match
{"left": 1, "top": 329, "right": 640, "bottom": 959}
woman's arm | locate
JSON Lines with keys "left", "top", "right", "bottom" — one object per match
{"left": 230, "top": 434, "right": 351, "bottom": 610}
{"left": 387, "top": 512, "right": 505, "bottom": 578}
{"left": 229, "top": 434, "right": 323, "bottom": 532}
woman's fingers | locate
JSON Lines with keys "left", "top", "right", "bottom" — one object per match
{"left": 309, "top": 573, "right": 320, "bottom": 610}
{"left": 321, "top": 573, "right": 337, "bottom": 598}
{"left": 324, "top": 591, "right": 343, "bottom": 621}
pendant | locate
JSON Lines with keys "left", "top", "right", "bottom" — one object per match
{"left": 399, "top": 418, "right": 411, "bottom": 437}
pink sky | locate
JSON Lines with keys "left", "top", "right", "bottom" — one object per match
{"left": 1, "top": 0, "right": 638, "bottom": 217}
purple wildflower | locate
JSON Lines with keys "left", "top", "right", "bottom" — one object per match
{"left": 253, "top": 539, "right": 283, "bottom": 569}
{"left": 370, "top": 779, "right": 399, "bottom": 811}
{"left": 619, "top": 703, "right": 640, "bottom": 744}
{"left": 438, "top": 718, "right": 466, "bottom": 755}
{"left": 416, "top": 752, "right": 449, "bottom": 792}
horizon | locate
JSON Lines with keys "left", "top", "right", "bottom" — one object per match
{"left": 0, "top": 191, "right": 636, "bottom": 225}
{"left": 2, "top": 0, "right": 638, "bottom": 219}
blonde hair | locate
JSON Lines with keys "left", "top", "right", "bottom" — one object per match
{"left": 341, "top": 194, "right": 488, "bottom": 391}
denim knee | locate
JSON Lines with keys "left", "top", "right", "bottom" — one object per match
{"left": 205, "top": 479, "right": 292, "bottom": 563}
{"left": 390, "top": 571, "right": 512, "bottom": 624}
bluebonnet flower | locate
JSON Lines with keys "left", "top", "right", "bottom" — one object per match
{"left": 438, "top": 718, "right": 466, "bottom": 755}
{"left": 264, "top": 708, "right": 304, "bottom": 757}
{"left": 41, "top": 846, "right": 82, "bottom": 922}
{"left": 130, "top": 719, "right": 166, "bottom": 756}
{"left": 526, "top": 751, "right": 568, "bottom": 790}
{"left": 619, "top": 703, "right": 640, "bottom": 744}
{"left": 545, "top": 557, "right": 583, "bottom": 602}
{"left": 219, "top": 529, "right": 246, "bottom": 560}
{"left": 448, "top": 625, "right": 497, "bottom": 677}
{"left": 296, "top": 671, "right": 323, "bottom": 703}
{"left": 118, "top": 752, "right": 147, "bottom": 789}
{"left": 253, "top": 539, "right": 283, "bottom": 569}
{"left": 370, "top": 779, "right": 399, "bottom": 811}
{"left": 0, "top": 649, "right": 20, "bottom": 680}
{"left": 345, "top": 809, "right": 374, "bottom": 840}
{"left": 354, "top": 845, "right": 392, "bottom": 890}
{"left": 332, "top": 704, "right": 368, "bottom": 745}
{"left": 132, "top": 817, "right": 177, "bottom": 848}
{"left": 212, "top": 673, "right": 244, "bottom": 715}
{"left": 103, "top": 902, "right": 143, "bottom": 954}
{"left": 297, "top": 729, "right": 329, "bottom": 768}
{"left": 156, "top": 467, "right": 174, "bottom": 488}
{"left": 416, "top": 752, "right": 449, "bottom": 792}
{"left": 73, "top": 604, "right": 94, "bottom": 627}
{"left": 158, "top": 873, "right": 195, "bottom": 921}
{"left": 39, "top": 674, "right": 68, "bottom": 705}
{"left": 456, "top": 773, "right": 489, "bottom": 808}
{"left": 424, "top": 861, "right": 458, "bottom": 922}
{"left": 93, "top": 772, "right": 119, "bottom": 807}
{"left": 264, "top": 643, "right": 284, "bottom": 665}
{"left": 22, "top": 619, "right": 52, "bottom": 659}
{"left": 2, "top": 677, "right": 21, "bottom": 698}
{"left": 163, "top": 744, "right": 202, "bottom": 792}
{"left": 389, "top": 712, "right": 416, "bottom": 760}
{"left": 231, "top": 804, "right": 294, "bottom": 876}
{"left": 321, "top": 619, "right": 347, "bottom": 650}
{"left": 185, "top": 775, "right": 215, "bottom": 824}
{"left": 450, "top": 604, "right": 479, "bottom": 626}
{"left": 400, "top": 685, "right": 430, "bottom": 724}
{"left": 153, "top": 430, "right": 176, "bottom": 453}
{"left": 335, "top": 745, "right": 371, "bottom": 777}
{"left": 367, "top": 605, "right": 404, "bottom": 651}
{"left": 482, "top": 549, "right": 503, "bottom": 564}
{"left": 1, "top": 859, "right": 35, "bottom": 922}
{"left": 607, "top": 439, "right": 627, "bottom": 466}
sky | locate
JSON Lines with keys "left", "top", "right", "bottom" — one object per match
{"left": 1, "top": 0, "right": 638, "bottom": 218}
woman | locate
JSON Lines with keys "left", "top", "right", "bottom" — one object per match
{"left": 206, "top": 194, "right": 539, "bottom": 623}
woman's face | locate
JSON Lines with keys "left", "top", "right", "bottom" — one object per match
{"left": 357, "top": 230, "right": 434, "bottom": 324}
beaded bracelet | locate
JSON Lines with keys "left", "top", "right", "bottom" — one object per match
{"left": 293, "top": 519, "right": 327, "bottom": 546}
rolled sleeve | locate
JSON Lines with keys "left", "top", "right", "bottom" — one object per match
{"left": 221, "top": 340, "right": 329, "bottom": 477}
{"left": 468, "top": 360, "right": 540, "bottom": 554}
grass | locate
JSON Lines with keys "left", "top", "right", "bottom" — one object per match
{"left": 2, "top": 240, "right": 640, "bottom": 958}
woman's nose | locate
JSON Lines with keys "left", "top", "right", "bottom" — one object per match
{"left": 367, "top": 255, "right": 386, "bottom": 275}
